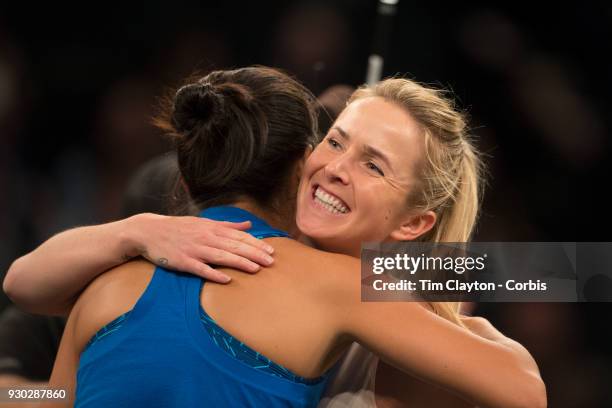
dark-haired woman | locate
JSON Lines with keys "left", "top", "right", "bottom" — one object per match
{"left": 38, "top": 67, "right": 544, "bottom": 408}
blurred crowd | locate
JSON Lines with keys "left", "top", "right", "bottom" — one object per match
{"left": 1, "top": 1, "right": 609, "bottom": 406}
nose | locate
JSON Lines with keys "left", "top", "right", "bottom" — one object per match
{"left": 323, "top": 153, "right": 351, "bottom": 185}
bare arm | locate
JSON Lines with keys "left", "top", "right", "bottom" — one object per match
{"left": 318, "top": 255, "right": 546, "bottom": 408}
{"left": 3, "top": 213, "right": 274, "bottom": 316}
{"left": 41, "top": 308, "right": 80, "bottom": 408}
{"left": 371, "top": 316, "right": 544, "bottom": 408}
{"left": 459, "top": 315, "right": 543, "bottom": 383}
{"left": 341, "top": 299, "right": 546, "bottom": 408}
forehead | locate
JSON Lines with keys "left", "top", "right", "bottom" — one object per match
{"left": 333, "top": 96, "right": 423, "bottom": 174}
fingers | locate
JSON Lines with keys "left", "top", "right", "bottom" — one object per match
{"left": 183, "top": 258, "right": 232, "bottom": 283}
{"left": 218, "top": 227, "right": 275, "bottom": 255}
{"left": 213, "top": 236, "right": 275, "bottom": 269}
{"left": 147, "top": 217, "right": 276, "bottom": 278}
{"left": 216, "top": 220, "right": 252, "bottom": 231}
{"left": 206, "top": 219, "right": 274, "bottom": 255}
{"left": 195, "top": 218, "right": 275, "bottom": 255}
{"left": 198, "top": 247, "right": 264, "bottom": 274}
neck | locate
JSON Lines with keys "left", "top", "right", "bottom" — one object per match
{"left": 231, "top": 199, "right": 297, "bottom": 236}
{"left": 307, "top": 236, "right": 360, "bottom": 258}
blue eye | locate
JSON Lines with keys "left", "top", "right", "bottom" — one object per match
{"left": 366, "top": 162, "right": 384, "bottom": 176}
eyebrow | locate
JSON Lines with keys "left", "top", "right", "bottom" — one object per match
{"left": 332, "top": 126, "right": 393, "bottom": 171}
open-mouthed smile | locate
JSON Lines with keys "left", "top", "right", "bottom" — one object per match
{"left": 311, "top": 185, "right": 350, "bottom": 215}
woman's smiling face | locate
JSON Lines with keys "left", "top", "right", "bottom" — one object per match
{"left": 296, "top": 96, "right": 433, "bottom": 257}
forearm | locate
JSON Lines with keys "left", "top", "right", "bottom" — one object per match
{"left": 348, "top": 305, "right": 546, "bottom": 408}
{"left": 453, "top": 316, "right": 546, "bottom": 407}
{"left": 4, "top": 212, "right": 276, "bottom": 315}
{"left": 3, "top": 216, "right": 140, "bottom": 316}
{"left": 499, "top": 337, "right": 541, "bottom": 378}
{"left": 376, "top": 318, "right": 545, "bottom": 408}
{"left": 462, "top": 316, "right": 542, "bottom": 379}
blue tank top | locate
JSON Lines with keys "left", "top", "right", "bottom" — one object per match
{"left": 75, "top": 206, "right": 331, "bottom": 407}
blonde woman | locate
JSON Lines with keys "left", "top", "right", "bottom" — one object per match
{"left": 6, "top": 69, "right": 545, "bottom": 407}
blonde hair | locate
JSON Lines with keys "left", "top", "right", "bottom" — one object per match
{"left": 350, "top": 78, "right": 485, "bottom": 326}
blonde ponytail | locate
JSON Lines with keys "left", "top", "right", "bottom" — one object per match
{"left": 350, "top": 79, "right": 485, "bottom": 326}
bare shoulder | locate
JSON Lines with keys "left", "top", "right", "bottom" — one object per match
{"left": 267, "top": 238, "right": 362, "bottom": 308}
{"left": 71, "top": 259, "right": 156, "bottom": 351}
{"left": 270, "top": 238, "right": 361, "bottom": 280}
{"left": 76, "top": 258, "right": 155, "bottom": 309}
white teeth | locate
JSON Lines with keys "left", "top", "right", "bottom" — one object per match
{"left": 314, "top": 187, "right": 349, "bottom": 214}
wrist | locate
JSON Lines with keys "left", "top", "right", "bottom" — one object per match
{"left": 117, "top": 213, "right": 151, "bottom": 259}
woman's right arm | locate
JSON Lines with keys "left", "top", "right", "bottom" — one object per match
{"left": 3, "top": 213, "right": 275, "bottom": 316}
{"left": 342, "top": 296, "right": 546, "bottom": 408}
{"left": 323, "top": 257, "right": 546, "bottom": 408}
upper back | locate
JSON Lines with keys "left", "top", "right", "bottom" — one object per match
{"left": 201, "top": 237, "right": 360, "bottom": 377}
{"left": 71, "top": 258, "right": 155, "bottom": 353}
{"left": 72, "top": 238, "right": 361, "bottom": 378}
{"left": 72, "top": 253, "right": 344, "bottom": 407}
{"left": 68, "top": 217, "right": 361, "bottom": 407}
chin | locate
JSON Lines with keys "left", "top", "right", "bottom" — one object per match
{"left": 301, "top": 227, "right": 358, "bottom": 256}
{"left": 296, "top": 217, "right": 326, "bottom": 240}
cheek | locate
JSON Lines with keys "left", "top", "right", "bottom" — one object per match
{"left": 303, "top": 145, "right": 325, "bottom": 171}
{"left": 308, "top": 146, "right": 335, "bottom": 169}
{"left": 361, "top": 188, "right": 406, "bottom": 225}
{"left": 357, "top": 183, "right": 396, "bottom": 210}
{"left": 299, "top": 154, "right": 323, "bottom": 191}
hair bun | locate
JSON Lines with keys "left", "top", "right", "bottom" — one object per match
{"left": 172, "top": 82, "right": 221, "bottom": 133}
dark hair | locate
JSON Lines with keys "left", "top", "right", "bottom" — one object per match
{"left": 121, "top": 152, "right": 179, "bottom": 217}
{"left": 154, "top": 66, "right": 318, "bottom": 212}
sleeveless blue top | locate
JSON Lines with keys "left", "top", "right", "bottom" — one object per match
{"left": 75, "top": 206, "right": 331, "bottom": 407}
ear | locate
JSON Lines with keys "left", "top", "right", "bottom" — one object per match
{"left": 389, "top": 210, "right": 436, "bottom": 241}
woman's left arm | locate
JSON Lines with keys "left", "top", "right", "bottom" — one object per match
{"left": 4, "top": 213, "right": 274, "bottom": 316}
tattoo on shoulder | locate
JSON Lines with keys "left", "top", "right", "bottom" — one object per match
{"left": 158, "top": 258, "right": 169, "bottom": 266}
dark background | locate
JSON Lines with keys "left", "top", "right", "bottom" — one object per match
{"left": 0, "top": 1, "right": 607, "bottom": 406}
